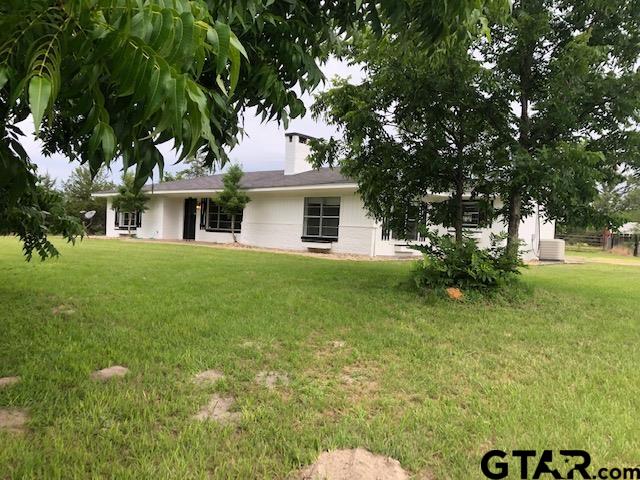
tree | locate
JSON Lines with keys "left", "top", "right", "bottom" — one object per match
{"left": 311, "top": 37, "right": 509, "bottom": 244}
{"left": 481, "top": 0, "right": 640, "bottom": 254}
{"left": 162, "top": 153, "right": 212, "bottom": 182}
{"left": 62, "top": 166, "right": 115, "bottom": 234}
{"left": 0, "top": 169, "right": 83, "bottom": 260}
{"left": 0, "top": 0, "right": 506, "bottom": 258}
{"left": 215, "top": 165, "right": 250, "bottom": 243}
{"left": 315, "top": 0, "right": 640, "bottom": 256}
{"left": 111, "top": 174, "right": 150, "bottom": 237}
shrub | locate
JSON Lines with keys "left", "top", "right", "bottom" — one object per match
{"left": 411, "top": 230, "right": 523, "bottom": 291}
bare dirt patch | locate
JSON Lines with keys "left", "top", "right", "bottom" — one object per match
{"left": 0, "top": 376, "right": 20, "bottom": 388}
{"left": 255, "top": 371, "right": 290, "bottom": 390}
{"left": 194, "top": 369, "right": 224, "bottom": 384}
{"left": 0, "top": 408, "right": 29, "bottom": 434}
{"left": 339, "top": 363, "right": 381, "bottom": 401}
{"left": 296, "top": 448, "right": 409, "bottom": 480}
{"left": 193, "top": 394, "right": 240, "bottom": 424}
{"left": 52, "top": 304, "right": 76, "bottom": 316}
{"left": 91, "top": 365, "right": 129, "bottom": 381}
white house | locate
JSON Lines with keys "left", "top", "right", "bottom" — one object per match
{"left": 94, "top": 132, "right": 555, "bottom": 259}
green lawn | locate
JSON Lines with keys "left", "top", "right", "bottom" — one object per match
{"left": 566, "top": 244, "right": 640, "bottom": 265}
{"left": 1, "top": 237, "right": 639, "bottom": 478}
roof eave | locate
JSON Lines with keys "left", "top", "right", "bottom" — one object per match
{"left": 92, "top": 182, "right": 358, "bottom": 198}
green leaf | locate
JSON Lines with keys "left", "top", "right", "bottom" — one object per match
{"left": 101, "top": 123, "right": 116, "bottom": 163}
{"left": 229, "top": 45, "right": 240, "bottom": 95}
{"left": 0, "top": 67, "right": 9, "bottom": 90}
{"left": 28, "top": 76, "right": 52, "bottom": 134}
{"left": 229, "top": 32, "right": 248, "bottom": 60}
{"left": 215, "top": 21, "right": 231, "bottom": 74}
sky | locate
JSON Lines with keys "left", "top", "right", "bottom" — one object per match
{"left": 25, "top": 58, "right": 365, "bottom": 185}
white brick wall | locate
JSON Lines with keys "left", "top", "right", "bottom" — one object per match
{"left": 103, "top": 190, "right": 554, "bottom": 259}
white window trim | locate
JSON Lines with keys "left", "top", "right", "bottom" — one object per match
{"left": 117, "top": 211, "right": 138, "bottom": 229}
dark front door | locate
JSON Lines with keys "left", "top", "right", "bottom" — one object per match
{"left": 183, "top": 198, "right": 197, "bottom": 240}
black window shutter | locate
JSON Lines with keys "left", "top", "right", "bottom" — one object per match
{"left": 114, "top": 209, "right": 119, "bottom": 228}
{"left": 136, "top": 210, "right": 142, "bottom": 227}
{"left": 199, "top": 198, "right": 208, "bottom": 229}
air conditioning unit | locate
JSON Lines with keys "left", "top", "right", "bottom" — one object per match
{"left": 539, "top": 239, "right": 565, "bottom": 262}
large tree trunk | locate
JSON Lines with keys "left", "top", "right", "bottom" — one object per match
{"left": 454, "top": 165, "right": 464, "bottom": 245}
{"left": 507, "top": 19, "right": 533, "bottom": 256}
{"left": 507, "top": 190, "right": 522, "bottom": 256}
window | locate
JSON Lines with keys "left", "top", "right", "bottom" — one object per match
{"left": 116, "top": 211, "right": 138, "bottom": 229}
{"left": 386, "top": 204, "right": 426, "bottom": 241}
{"left": 462, "top": 201, "right": 481, "bottom": 228}
{"left": 303, "top": 197, "right": 340, "bottom": 240}
{"left": 206, "top": 200, "right": 242, "bottom": 232}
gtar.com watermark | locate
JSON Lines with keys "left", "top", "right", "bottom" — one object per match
{"left": 481, "top": 450, "right": 640, "bottom": 479}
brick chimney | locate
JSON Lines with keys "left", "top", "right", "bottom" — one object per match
{"left": 284, "top": 132, "right": 314, "bottom": 175}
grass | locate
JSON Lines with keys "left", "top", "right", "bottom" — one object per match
{"left": 566, "top": 244, "right": 640, "bottom": 265}
{"left": 0, "top": 237, "right": 639, "bottom": 478}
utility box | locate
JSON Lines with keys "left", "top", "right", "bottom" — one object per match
{"left": 539, "top": 239, "right": 565, "bottom": 262}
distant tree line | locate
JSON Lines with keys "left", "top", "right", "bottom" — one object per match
{"left": 37, "top": 166, "right": 115, "bottom": 236}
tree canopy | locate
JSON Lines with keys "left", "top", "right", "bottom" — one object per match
{"left": 483, "top": 0, "right": 640, "bottom": 250}
{"left": 313, "top": 0, "right": 640, "bottom": 254}
{"left": 62, "top": 165, "right": 115, "bottom": 234}
{"left": 0, "top": 0, "right": 504, "bottom": 259}
{"left": 111, "top": 173, "right": 150, "bottom": 235}
{"left": 311, "top": 38, "right": 509, "bottom": 243}
{"left": 215, "top": 164, "right": 250, "bottom": 243}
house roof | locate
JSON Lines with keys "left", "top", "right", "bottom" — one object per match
{"left": 95, "top": 167, "right": 355, "bottom": 196}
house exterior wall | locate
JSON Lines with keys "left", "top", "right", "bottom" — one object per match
{"left": 237, "top": 190, "right": 375, "bottom": 255}
{"left": 138, "top": 197, "right": 163, "bottom": 239}
{"left": 104, "top": 191, "right": 554, "bottom": 259}
{"left": 162, "top": 197, "right": 184, "bottom": 240}
{"left": 372, "top": 198, "right": 555, "bottom": 260}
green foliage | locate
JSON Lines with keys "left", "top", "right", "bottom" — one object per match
{"left": 412, "top": 230, "right": 522, "bottom": 290}
{"left": 215, "top": 164, "right": 250, "bottom": 242}
{"left": 0, "top": 170, "right": 83, "bottom": 260}
{"left": 314, "top": 0, "right": 640, "bottom": 253}
{"left": 0, "top": 0, "right": 506, "bottom": 259}
{"left": 483, "top": 0, "right": 640, "bottom": 246}
{"left": 111, "top": 173, "right": 150, "bottom": 234}
{"left": 311, "top": 37, "right": 508, "bottom": 242}
{"left": 62, "top": 166, "right": 115, "bottom": 234}
{"left": 162, "top": 153, "right": 212, "bottom": 181}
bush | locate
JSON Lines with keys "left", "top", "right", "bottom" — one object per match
{"left": 411, "top": 231, "right": 523, "bottom": 290}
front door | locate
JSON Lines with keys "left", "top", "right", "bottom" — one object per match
{"left": 183, "top": 198, "right": 197, "bottom": 240}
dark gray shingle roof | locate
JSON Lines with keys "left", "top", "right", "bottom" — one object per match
{"left": 97, "top": 168, "right": 353, "bottom": 194}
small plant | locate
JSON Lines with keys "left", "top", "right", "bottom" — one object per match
{"left": 111, "top": 173, "right": 150, "bottom": 237}
{"left": 215, "top": 165, "right": 250, "bottom": 243}
{"left": 411, "top": 230, "right": 523, "bottom": 291}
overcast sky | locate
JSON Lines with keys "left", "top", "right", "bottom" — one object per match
{"left": 25, "top": 58, "right": 364, "bottom": 185}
